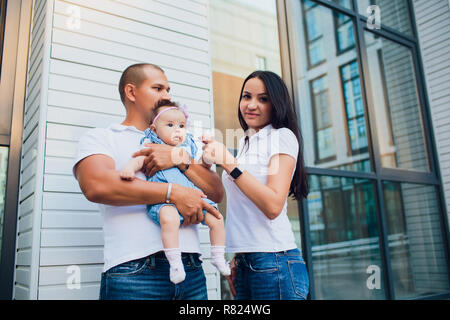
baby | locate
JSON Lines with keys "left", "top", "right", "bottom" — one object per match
{"left": 120, "top": 101, "right": 230, "bottom": 284}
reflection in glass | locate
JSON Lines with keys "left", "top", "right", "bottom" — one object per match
{"left": 330, "top": 0, "right": 353, "bottom": 10}
{"left": 364, "top": 32, "right": 430, "bottom": 172}
{"left": 311, "top": 76, "right": 336, "bottom": 161}
{"left": 210, "top": 0, "right": 282, "bottom": 300}
{"left": 357, "top": 0, "right": 413, "bottom": 36}
{"left": 295, "top": 1, "right": 372, "bottom": 173}
{"left": 307, "top": 175, "right": 385, "bottom": 299}
{"left": 383, "top": 182, "right": 450, "bottom": 298}
{"left": 341, "top": 61, "right": 368, "bottom": 154}
{"left": 303, "top": 0, "right": 326, "bottom": 66}
{"left": 335, "top": 12, "right": 355, "bottom": 53}
{"left": 0, "top": 147, "right": 9, "bottom": 261}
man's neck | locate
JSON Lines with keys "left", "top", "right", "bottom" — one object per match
{"left": 121, "top": 110, "right": 149, "bottom": 132}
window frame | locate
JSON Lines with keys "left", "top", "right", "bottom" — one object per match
{"left": 0, "top": 0, "right": 7, "bottom": 79}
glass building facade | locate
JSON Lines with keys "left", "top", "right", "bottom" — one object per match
{"left": 210, "top": 0, "right": 450, "bottom": 299}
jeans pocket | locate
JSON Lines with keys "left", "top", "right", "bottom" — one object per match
{"left": 107, "top": 258, "right": 148, "bottom": 277}
{"left": 287, "top": 260, "right": 309, "bottom": 299}
{"left": 247, "top": 254, "right": 278, "bottom": 273}
{"left": 185, "top": 254, "right": 203, "bottom": 271}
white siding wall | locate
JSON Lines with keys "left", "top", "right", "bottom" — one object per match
{"left": 14, "top": 0, "right": 220, "bottom": 300}
{"left": 413, "top": 0, "right": 450, "bottom": 222}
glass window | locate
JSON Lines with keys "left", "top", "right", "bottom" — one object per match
{"left": 294, "top": 1, "right": 372, "bottom": 173}
{"left": 382, "top": 182, "right": 450, "bottom": 298}
{"left": 307, "top": 174, "right": 386, "bottom": 299}
{"left": 303, "top": 0, "right": 326, "bottom": 67}
{"left": 210, "top": 0, "right": 284, "bottom": 300}
{"left": 0, "top": 147, "right": 8, "bottom": 260}
{"left": 340, "top": 61, "right": 368, "bottom": 154}
{"left": 357, "top": 0, "right": 413, "bottom": 36}
{"left": 311, "top": 75, "right": 336, "bottom": 161}
{"left": 330, "top": 0, "right": 353, "bottom": 10}
{"left": 335, "top": 12, "right": 355, "bottom": 53}
{"left": 364, "top": 32, "right": 430, "bottom": 172}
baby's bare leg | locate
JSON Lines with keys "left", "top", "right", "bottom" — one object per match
{"left": 203, "top": 212, "right": 230, "bottom": 276}
{"left": 159, "top": 205, "right": 181, "bottom": 249}
{"left": 159, "top": 205, "right": 185, "bottom": 284}
{"left": 203, "top": 212, "right": 225, "bottom": 246}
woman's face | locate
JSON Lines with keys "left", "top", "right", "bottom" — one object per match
{"left": 239, "top": 77, "right": 272, "bottom": 132}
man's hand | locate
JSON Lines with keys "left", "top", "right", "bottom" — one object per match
{"left": 170, "top": 183, "right": 221, "bottom": 226}
{"left": 132, "top": 143, "right": 188, "bottom": 177}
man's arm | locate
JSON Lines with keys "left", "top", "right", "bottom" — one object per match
{"left": 74, "top": 154, "right": 221, "bottom": 224}
{"left": 132, "top": 144, "right": 224, "bottom": 203}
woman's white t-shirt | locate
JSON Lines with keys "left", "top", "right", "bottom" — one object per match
{"left": 223, "top": 124, "right": 299, "bottom": 253}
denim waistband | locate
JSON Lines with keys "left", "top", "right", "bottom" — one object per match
{"left": 149, "top": 251, "right": 200, "bottom": 260}
{"left": 235, "top": 248, "right": 301, "bottom": 258}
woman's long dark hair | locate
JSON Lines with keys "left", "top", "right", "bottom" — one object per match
{"left": 238, "top": 70, "right": 309, "bottom": 200}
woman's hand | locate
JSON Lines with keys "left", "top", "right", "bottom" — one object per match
{"left": 225, "top": 255, "right": 237, "bottom": 298}
{"left": 201, "top": 135, "right": 236, "bottom": 168}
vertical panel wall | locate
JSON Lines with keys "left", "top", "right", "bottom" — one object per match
{"left": 14, "top": 0, "right": 47, "bottom": 300}
{"left": 14, "top": 0, "right": 220, "bottom": 300}
{"left": 413, "top": 0, "right": 450, "bottom": 222}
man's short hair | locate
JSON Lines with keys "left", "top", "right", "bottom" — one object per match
{"left": 118, "top": 63, "right": 164, "bottom": 103}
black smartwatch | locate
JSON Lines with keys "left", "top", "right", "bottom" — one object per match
{"left": 229, "top": 166, "right": 243, "bottom": 180}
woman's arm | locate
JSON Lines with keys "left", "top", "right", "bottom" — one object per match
{"left": 222, "top": 155, "right": 295, "bottom": 220}
{"left": 202, "top": 138, "right": 295, "bottom": 220}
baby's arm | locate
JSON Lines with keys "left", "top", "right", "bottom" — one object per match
{"left": 120, "top": 156, "right": 146, "bottom": 180}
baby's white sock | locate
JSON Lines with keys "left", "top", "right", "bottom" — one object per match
{"left": 164, "top": 248, "right": 186, "bottom": 284}
{"left": 210, "top": 246, "right": 231, "bottom": 276}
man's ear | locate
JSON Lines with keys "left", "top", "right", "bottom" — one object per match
{"left": 124, "top": 83, "right": 136, "bottom": 102}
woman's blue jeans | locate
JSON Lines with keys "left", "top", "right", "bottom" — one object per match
{"left": 99, "top": 252, "right": 207, "bottom": 300}
{"left": 234, "top": 248, "right": 309, "bottom": 300}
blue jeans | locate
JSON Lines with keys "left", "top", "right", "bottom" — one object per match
{"left": 99, "top": 252, "right": 207, "bottom": 300}
{"left": 234, "top": 248, "right": 309, "bottom": 300}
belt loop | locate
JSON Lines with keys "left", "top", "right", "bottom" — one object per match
{"left": 189, "top": 253, "right": 196, "bottom": 266}
{"left": 150, "top": 255, "right": 156, "bottom": 268}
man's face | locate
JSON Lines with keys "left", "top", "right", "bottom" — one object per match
{"left": 130, "top": 67, "right": 171, "bottom": 122}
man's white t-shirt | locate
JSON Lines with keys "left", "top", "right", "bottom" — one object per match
{"left": 73, "top": 123, "right": 201, "bottom": 272}
{"left": 223, "top": 124, "right": 299, "bottom": 253}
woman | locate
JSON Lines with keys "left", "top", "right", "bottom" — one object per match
{"left": 201, "top": 70, "right": 310, "bottom": 300}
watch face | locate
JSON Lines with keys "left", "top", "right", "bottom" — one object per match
{"left": 230, "top": 167, "right": 242, "bottom": 179}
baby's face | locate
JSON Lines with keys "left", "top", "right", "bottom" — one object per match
{"left": 152, "top": 108, "right": 187, "bottom": 146}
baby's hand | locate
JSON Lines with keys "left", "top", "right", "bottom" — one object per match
{"left": 120, "top": 169, "right": 136, "bottom": 180}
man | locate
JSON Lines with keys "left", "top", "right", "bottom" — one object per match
{"left": 73, "top": 63, "right": 223, "bottom": 300}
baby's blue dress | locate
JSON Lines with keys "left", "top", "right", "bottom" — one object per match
{"left": 140, "top": 128, "right": 217, "bottom": 226}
